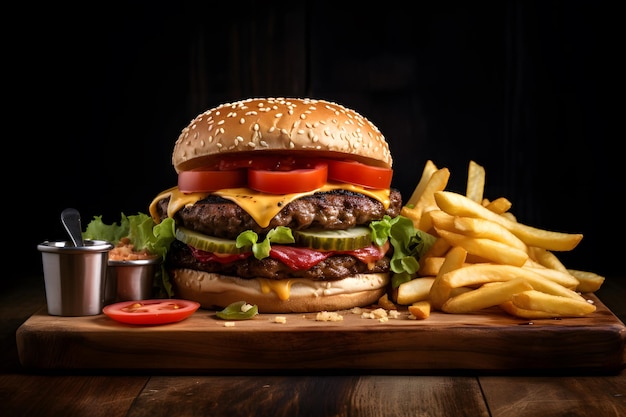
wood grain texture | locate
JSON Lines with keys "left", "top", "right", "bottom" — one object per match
{"left": 15, "top": 294, "right": 625, "bottom": 374}
{"left": 480, "top": 375, "right": 626, "bottom": 417}
{"left": 127, "top": 375, "right": 489, "bottom": 417}
{"left": 1, "top": 374, "right": 147, "bottom": 417}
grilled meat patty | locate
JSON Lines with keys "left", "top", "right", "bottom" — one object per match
{"left": 155, "top": 188, "right": 403, "bottom": 239}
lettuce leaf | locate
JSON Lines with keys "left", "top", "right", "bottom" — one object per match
{"left": 370, "top": 215, "right": 436, "bottom": 288}
{"left": 83, "top": 213, "right": 176, "bottom": 297}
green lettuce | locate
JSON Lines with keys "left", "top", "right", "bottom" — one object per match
{"left": 370, "top": 215, "right": 436, "bottom": 288}
{"left": 83, "top": 213, "right": 176, "bottom": 297}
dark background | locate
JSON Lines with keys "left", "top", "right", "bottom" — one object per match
{"left": 11, "top": 1, "right": 622, "bottom": 282}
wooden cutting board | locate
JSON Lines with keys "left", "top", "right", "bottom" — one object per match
{"left": 16, "top": 294, "right": 626, "bottom": 374}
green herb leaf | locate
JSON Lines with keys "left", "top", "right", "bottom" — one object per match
{"left": 216, "top": 301, "right": 259, "bottom": 320}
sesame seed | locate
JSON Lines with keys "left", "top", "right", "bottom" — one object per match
{"left": 247, "top": 142, "right": 256, "bottom": 147}
{"left": 254, "top": 123, "right": 260, "bottom": 131}
{"left": 275, "top": 113, "right": 283, "bottom": 118}
{"left": 239, "top": 118, "right": 245, "bottom": 124}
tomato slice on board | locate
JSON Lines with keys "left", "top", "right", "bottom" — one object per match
{"left": 248, "top": 162, "right": 328, "bottom": 194}
{"left": 326, "top": 160, "right": 393, "bottom": 189}
{"left": 178, "top": 169, "right": 247, "bottom": 192}
{"left": 103, "top": 299, "right": 200, "bottom": 325}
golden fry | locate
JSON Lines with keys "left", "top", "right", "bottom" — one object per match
{"left": 453, "top": 216, "right": 527, "bottom": 252}
{"left": 418, "top": 257, "right": 474, "bottom": 276}
{"left": 511, "top": 290, "right": 596, "bottom": 316}
{"left": 499, "top": 300, "right": 562, "bottom": 319}
{"left": 406, "top": 160, "right": 439, "bottom": 207}
{"left": 434, "top": 191, "right": 583, "bottom": 251}
{"left": 436, "top": 229, "right": 528, "bottom": 266}
{"left": 466, "top": 160, "right": 486, "bottom": 203}
{"left": 441, "top": 278, "right": 533, "bottom": 314}
{"left": 528, "top": 247, "right": 568, "bottom": 273}
{"left": 568, "top": 269, "right": 605, "bottom": 293}
{"left": 408, "top": 301, "right": 431, "bottom": 320}
{"left": 422, "top": 237, "right": 451, "bottom": 258}
{"left": 396, "top": 277, "right": 435, "bottom": 305}
{"left": 522, "top": 266, "right": 579, "bottom": 290}
{"left": 429, "top": 246, "right": 468, "bottom": 310}
{"left": 484, "top": 197, "right": 512, "bottom": 215}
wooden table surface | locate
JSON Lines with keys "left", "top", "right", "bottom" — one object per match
{"left": 2, "top": 274, "right": 625, "bottom": 417}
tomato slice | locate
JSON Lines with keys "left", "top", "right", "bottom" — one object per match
{"left": 103, "top": 299, "right": 200, "bottom": 325}
{"left": 248, "top": 162, "right": 328, "bottom": 194}
{"left": 326, "top": 159, "right": 393, "bottom": 189}
{"left": 178, "top": 169, "right": 247, "bottom": 192}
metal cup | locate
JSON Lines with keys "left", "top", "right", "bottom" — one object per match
{"left": 107, "top": 257, "right": 161, "bottom": 302}
{"left": 38, "top": 240, "right": 114, "bottom": 316}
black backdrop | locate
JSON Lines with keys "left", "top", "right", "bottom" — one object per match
{"left": 12, "top": 1, "right": 622, "bottom": 281}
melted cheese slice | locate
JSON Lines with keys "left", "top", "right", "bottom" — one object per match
{"left": 150, "top": 183, "right": 390, "bottom": 228}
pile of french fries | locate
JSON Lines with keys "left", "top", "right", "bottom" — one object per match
{"left": 395, "top": 160, "right": 605, "bottom": 320}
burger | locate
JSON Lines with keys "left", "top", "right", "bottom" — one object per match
{"left": 149, "top": 97, "right": 408, "bottom": 313}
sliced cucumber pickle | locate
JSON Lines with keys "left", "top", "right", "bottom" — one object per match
{"left": 293, "top": 227, "right": 372, "bottom": 251}
{"left": 176, "top": 227, "right": 244, "bottom": 254}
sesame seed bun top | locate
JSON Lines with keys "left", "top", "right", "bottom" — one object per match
{"left": 172, "top": 97, "right": 392, "bottom": 173}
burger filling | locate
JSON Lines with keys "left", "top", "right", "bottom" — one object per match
{"left": 155, "top": 189, "right": 403, "bottom": 281}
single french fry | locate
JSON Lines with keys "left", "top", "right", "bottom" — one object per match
{"left": 441, "top": 278, "right": 533, "bottom": 314}
{"left": 466, "top": 160, "right": 486, "bottom": 203}
{"left": 511, "top": 290, "right": 596, "bottom": 316}
{"left": 400, "top": 205, "right": 421, "bottom": 229}
{"left": 522, "top": 266, "right": 580, "bottom": 290}
{"left": 568, "top": 269, "right": 606, "bottom": 293}
{"left": 499, "top": 300, "right": 561, "bottom": 319}
{"left": 441, "top": 264, "right": 541, "bottom": 289}
{"left": 528, "top": 247, "right": 568, "bottom": 273}
{"left": 454, "top": 216, "right": 528, "bottom": 252}
{"left": 519, "top": 272, "right": 585, "bottom": 301}
{"left": 429, "top": 246, "right": 468, "bottom": 310}
{"left": 414, "top": 168, "right": 451, "bottom": 214}
{"left": 406, "top": 160, "right": 438, "bottom": 207}
{"left": 435, "top": 229, "right": 528, "bottom": 266}
{"left": 408, "top": 301, "right": 431, "bottom": 320}
{"left": 418, "top": 257, "right": 474, "bottom": 276}
{"left": 396, "top": 277, "right": 436, "bottom": 305}
{"left": 422, "top": 237, "right": 451, "bottom": 258}
{"left": 484, "top": 197, "right": 512, "bottom": 215}
{"left": 434, "top": 191, "right": 583, "bottom": 251}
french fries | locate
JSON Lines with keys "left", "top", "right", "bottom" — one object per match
{"left": 466, "top": 160, "right": 486, "bottom": 203}
{"left": 393, "top": 160, "right": 603, "bottom": 321}
{"left": 408, "top": 301, "right": 431, "bottom": 320}
{"left": 434, "top": 191, "right": 583, "bottom": 252}
{"left": 511, "top": 290, "right": 596, "bottom": 316}
{"left": 396, "top": 277, "right": 435, "bottom": 305}
{"left": 441, "top": 278, "right": 533, "bottom": 314}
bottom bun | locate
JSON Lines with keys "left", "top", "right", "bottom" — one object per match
{"left": 170, "top": 268, "right": 390, "bottom": 313}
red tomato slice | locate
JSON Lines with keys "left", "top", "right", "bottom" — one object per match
{"left": 326, "top": 159, "right": 393, "bottom": 189}
{"left": 248, "top": 162, "right": 328, "bottom": 194}
{"left": 103, "top": 299, "right": 200, "bottom": 325}
{"left": 178, "top": 169, "right": 247, "bottom": 192}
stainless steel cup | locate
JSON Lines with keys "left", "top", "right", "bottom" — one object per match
{"left": 38, "top": 240, "right": 114, "bottom": 316}
{"left": 107, "top": 257, "right": 161, "bottom": 302}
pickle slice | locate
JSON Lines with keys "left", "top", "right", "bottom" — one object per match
{"left": 175, "top": 227, "right": 244, "bottom": 254}
{"left": 293, "top": 227, "right": 372, "bottom": 251}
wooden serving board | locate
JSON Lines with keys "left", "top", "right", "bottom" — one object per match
{"left": 16, "top": 294, "right": 626, "bottom": 374}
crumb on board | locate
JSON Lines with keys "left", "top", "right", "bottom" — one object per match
{"left": 224, "top": 321, "right": 236, "bottom": 327}
{"left": 271, "top": 316, "right": 287, "bottom": 324}
{"left": 315, "top": 311, "right": 344, "bottom": 322}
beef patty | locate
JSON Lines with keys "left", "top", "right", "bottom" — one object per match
{"left": 155, "top": 188, "right": 403, "bottom": 239}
